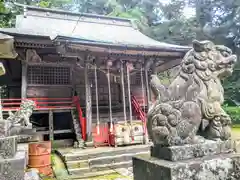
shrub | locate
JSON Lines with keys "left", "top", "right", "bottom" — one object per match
{"left": 224, "top": 106, "right": 240, "bottom": 125}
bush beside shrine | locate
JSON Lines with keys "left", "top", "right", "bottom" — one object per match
{"left": 224, "top": 106, "right": 240, "bottom": 125}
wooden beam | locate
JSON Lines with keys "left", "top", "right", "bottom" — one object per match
{"left": 36, "top": 47, "right": 57, "bottom": 55}
{"left": 58, "top": 48, "right": 171, "bottom": 63}
{"left": 69, "top": 44, "right": 186, "bottom": 56}
{"left": 36, "top": 129, "right": 72, "bottom": 135}
{"left": 57, "top": 44, "right": 186, "bottom": 58}
{"left": 57, "top": 44, "right": 180, "bottom": 67}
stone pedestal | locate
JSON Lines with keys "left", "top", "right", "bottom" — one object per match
{"left": 133, "top": 140, "right": 240, "bottom": 180}
{"left": 0, "top": 136, "right": 26, "bottom": 180}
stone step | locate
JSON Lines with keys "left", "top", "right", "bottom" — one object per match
{"left": 66, "top": 160, "right": 89, "bottom": 169}
{"left": 63, "top": 144, "right": 150, "bottom": 161}
{"left": 68, "top": 169, "right": 118, "bottom": 179}
{"left": 68, "top": 161, "right": 132, "bottom": 176}
{"left": 66, "top": 151, "right": 149, "bottom": 169}
{"left": 89, "top": 151, "right": 149, "bottom": 166}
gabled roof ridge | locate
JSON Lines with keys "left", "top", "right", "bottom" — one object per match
{"left": 0, "top": 32, "right": 14, "bottom": 40}
{"left": 14, "top": 3, "right": 132, "bottom": 24}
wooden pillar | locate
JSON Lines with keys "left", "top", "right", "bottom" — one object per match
{"left": 120, "top": 61, "right": 127, "bottom": 123}
{"left": 145, "top": 68, "right": 150, "bottom": 110}
{"left": 107, "top": 67, "right": 113, "bottom": 130}
{"left": 126, "top": 63, "right": 132, "bottom": 123}
{"left": 94, "top": 65, "right": 100, "bottom": 134}
{"left": 140, "top": 67, "right": 146, "bottom": 113}
{"left": 85, "top": 63, "right": 92, "bottom": 141}
{"left": 144, "top": 58, "right": 154, "bottom": 110}
{"left": 0, "top": 87, "right": 3, "bottom": 123}
{"left": 21, "top": 61, "right": 27, "bottom": 99}
{"left": 49, "top": 110, "right": 54, "bottom": 142}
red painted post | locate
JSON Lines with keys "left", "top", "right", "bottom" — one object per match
{"left": 73, "top": 96, "right": 87, "bottom": 141}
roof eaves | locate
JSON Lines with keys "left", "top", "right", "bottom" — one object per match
{"left": 55, "top": 36, "right": 191, "bottom": 53}
{"left": 0, "top": 33, "right": 14, "bottom": 40}
{"left": 0, "top": 28, "right": 51, "bottom": 39}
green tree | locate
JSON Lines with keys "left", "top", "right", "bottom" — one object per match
{"left": 148, "top": 0, "right": 198, "bottom": 45}
{"left": 0, "top": 1, "right": 12, "bottom": 27}
{"left": 107, "top": 2, "right": 149, "bottom": 34}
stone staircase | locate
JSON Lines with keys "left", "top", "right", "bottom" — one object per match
{"left": 71, "top": 109, "right": 84, "bottom": 148}
{"left": 57, "top": 144, "right": 151, "bottom": 178}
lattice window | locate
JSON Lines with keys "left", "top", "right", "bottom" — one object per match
{"left": 27, "top": 65, "right": 71, "bottom": 85}
{"left": 131, "top": 72, "right": 141, "bottom": 85}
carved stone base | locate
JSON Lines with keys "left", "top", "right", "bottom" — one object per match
{"left": 133, "top": 141, "right": 240, "bottom": 180}
{"left": 0, "top": 151, "right": 26, "bottom": 180}
{"left": 0, "top": 136, "right": 17, "bottom": 159}
{"left": 151, "top": 139, "right": 233, "bottom": 161}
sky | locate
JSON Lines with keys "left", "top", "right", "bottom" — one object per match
{"left": 184, "top": 6, "right": 195, "bottom": 17}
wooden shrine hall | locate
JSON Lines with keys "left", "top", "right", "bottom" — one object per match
{"left": 0, "top": 4, "right": 190, "bottom": 147}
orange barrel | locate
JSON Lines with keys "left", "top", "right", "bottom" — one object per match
{"left": 28, "top": 141, "right": 53, "bottom": 176}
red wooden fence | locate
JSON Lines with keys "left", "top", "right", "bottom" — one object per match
{"left": 1, "top": 97, "right": 87, "bottom": 141}
{"left": 131, "top": 94, "right": 147, "bottom": 136}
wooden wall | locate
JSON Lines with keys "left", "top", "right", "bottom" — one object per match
{"left": 73, "top": 66, "right": 121, "bottom": 106}
{"left": 23, "top": 51, "right": 148, "bottom": 107}
{"left": 0, "top": 60, "right": 22, "bottom": 98}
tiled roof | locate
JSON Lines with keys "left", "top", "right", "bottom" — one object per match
{"left": 0, "top": 4, "right": 190, "bottom": 52}
{"left": 0, "top": 33, "right": 14, "bottom": 40}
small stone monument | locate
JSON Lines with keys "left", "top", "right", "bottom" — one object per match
{"left": 0, "top": 100, "right": 36, "bottom": 180}
{"left": 132, "top": 40, "right": 240, "bottom": 180}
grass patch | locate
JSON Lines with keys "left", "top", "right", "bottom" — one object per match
{"left": 84, "top": 172, "right": 131, "bottom": 180}
{"left": 51, "top": 152, "right": 69, "bottom": 179}
{"left": 232, "top": 124, "right": 240, "bottom": 128}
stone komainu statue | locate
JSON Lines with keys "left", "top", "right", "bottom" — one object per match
{"left": 0, "top": 99, "right": 36, "bottom": 137}
{"left": 7, "top": 99, "right": 35, "bottom": 127}
{"left": 148, "top": 40, "right": 237, "bottom": 146}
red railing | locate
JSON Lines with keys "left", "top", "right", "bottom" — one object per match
{"left": 72, "top": 96, "right": 86, "bottom": 141}
{"left": 1, "top": 97, "right": 75, "bottom": 111}
{"left": 131, "top": 94, "right": 147, "bottom": 135}
{"left": 1, "top": 97, "right": 87, "bottom": 141}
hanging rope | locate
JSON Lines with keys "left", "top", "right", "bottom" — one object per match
{"left": 94, "top": 64, "right": 100, "bottom": 135}
{"left": 107, "top": 67, "right": 113, "bottom": 132}
{"left": 126, "top": 63, "right": 133, "bottom": 126}
{"left": 120, "top": 62, "right": 127, "bottom": 125}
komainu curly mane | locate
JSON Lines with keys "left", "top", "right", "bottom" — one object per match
{"left": 148, "top": 40, "right": 237, "bottom": 146}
